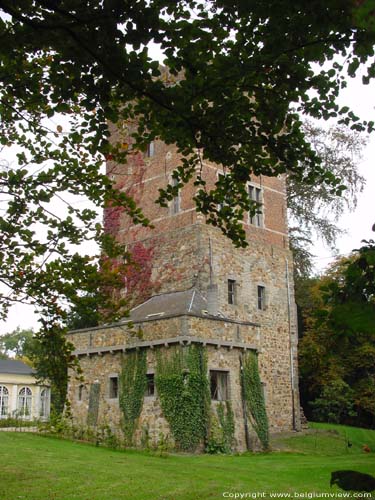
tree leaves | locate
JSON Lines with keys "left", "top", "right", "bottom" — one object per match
{"left": 0, "top": 1, "right": 374, "bottom": 325}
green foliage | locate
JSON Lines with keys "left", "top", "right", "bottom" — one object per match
{"left": 29, "top": 325, "right": 76, "bottom": 415}
{"left": 310, "top": 380, "right": 357, "bottom": 424}
{"left": 241, "top": 351, "right": 269, "bottom": 450}
{"left": 0, "top": 417, "right": 37, "bottom": 428}
{"left": 87, "top": 383, "right": 101, "bottom": 427}
{"left": 206, "top": 402, "right": 235, "bottom": 454}
{"left": 40, "top": 415, "right": 123, "bottom": 449}
{"left": 0, "top": 327, "right": 35, "bottom": 359}
{"left": 0, "top": 1, "right": 374, "bottom": 327}
{"left": 299, "top": 239, "right": 375, "bottom": 427}
{"left": 155, "top": 345, "right": 210, "bottom": 451}
{"left": 119, "top": 350, "right": 147, "bottom": 444}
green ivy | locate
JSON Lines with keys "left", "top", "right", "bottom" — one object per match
{"left": 119, "top": 350, "right": 147, "bottom": 444}
{"left": 155, "top": 344, "right": 210, "bottom": 451}
{"left": 241, "top": 351, "right": 269, "bottom": 450}
{"left": 207, "top": 401, "right": 235, "bottom": 454}
{"left": 87, "top": 382, "right": 100, "bottom": 426}
{"left": 217, "top": 401, "right": 235, "bottom": 452}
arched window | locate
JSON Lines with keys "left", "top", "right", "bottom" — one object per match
{"left": 0, "top": 386, "right": 9, "bottom": 418}
{"left": 40, "top": 388, "right": 49, "bottom": 418}
{"left": 18, "top": 387, "right": 32, "bottom": 419}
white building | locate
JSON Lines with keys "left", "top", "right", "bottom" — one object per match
{"left": 0, "top": 359, "right": 50, "bottom": 421}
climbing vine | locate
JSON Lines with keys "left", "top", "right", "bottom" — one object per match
{"left": 217, "top": 401, "right": 235, "bottom": 452}
{"left": 119, "top": 350, "right": 147, "bottom": 444}
{"left": 87, "top": 383, "right": 101, "bottom": 426}
{"left": 241, "top": 351, "right": 269, "bottom": 450}
{"left": 155, "top": 344, "right": 210, "bottom": 451}
{"left": 207, "top": 401, "right": 235, "bottom": 454}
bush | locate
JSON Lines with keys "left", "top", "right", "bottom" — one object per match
{"left": 310, "top": 379, "right": 357, "bottom": 424}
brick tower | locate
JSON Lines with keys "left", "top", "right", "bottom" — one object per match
{"left": 67, "top": 130, "right": 301, "bottom": 451}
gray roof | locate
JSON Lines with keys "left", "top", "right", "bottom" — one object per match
{"left": 0, "top": 359, "right": 35, "bottom": 375}
{"left": 129, "top": 288, "right": 211, "bottom": 322}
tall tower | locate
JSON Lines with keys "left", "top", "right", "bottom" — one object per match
{"left": 67, "top": 129, "right": 300, "bottom": 450}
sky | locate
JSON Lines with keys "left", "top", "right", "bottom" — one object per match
{"left": 0, "top": 64, "right": 374, "bottom": 334}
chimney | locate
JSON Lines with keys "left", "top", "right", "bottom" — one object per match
{"left": 207, "top": 284, "right": 218, "bottom": 315}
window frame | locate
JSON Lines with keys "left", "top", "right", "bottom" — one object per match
{"left": 108, "top": 376, "right": 119, "bottom": 399}
{"left": 145, "top": 373, "right": 155, "bottom": 398}
{"left": 209, "top": 370, "right": 230, "bottom": 401}
{"left": 248, "top": 184, "right": 263, "bottom": 227}
{"left": 0, "top": 385, "right": 9, "bottom": 419}
{"left": 40, "top": 388, "right": 49, "bottom": 418}
{"left": 170, "top": 176, "right": 180, "bottom": 215}
{"left": 146, "top": 141, "right": 155, "bottom": 157}
{"left": 257, "top": 285, "right": 266, "bottom": 310}
{"left": 17, "top": 386, "right": 32, "bottom": 419}
{"left": 227, "top": 279, "right": 236, "bottom": 305}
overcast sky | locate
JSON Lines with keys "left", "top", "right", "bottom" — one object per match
{"left": 0, "top": 65, "right": 374, "bottom": 334}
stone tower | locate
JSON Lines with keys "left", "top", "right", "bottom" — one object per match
{"left": 67, "top": 131, "right": 300, "bottom": 451}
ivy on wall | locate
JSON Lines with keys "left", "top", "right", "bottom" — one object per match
{"left": 119, "top": 350, "right": 147, "bottom": 443}
{"left": 241, "top": 351, "right": 269, "bottom": 450}
{"left": 155, "top": 344, "right": 210, "bottom": 451}
{"left": 207, "top": 401, "right": 235, "bottom": 454}
{"left": 87, "top": 382, "right": 100, "bottom": 426}
{"left": 217, "top": 401, "right": 235, "bottom": 451}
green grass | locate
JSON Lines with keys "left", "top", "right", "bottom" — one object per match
{"left": 0, "top": 424, "right": 374, "bottom": 500}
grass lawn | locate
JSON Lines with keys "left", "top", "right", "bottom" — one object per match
{"left": 0, "top": 424, "right": 375, "bottom": 500}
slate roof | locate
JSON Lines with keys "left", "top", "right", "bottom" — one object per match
{"left": 129, "top": 288, "right": 213, "bottom": 322}
{"left": 0, "top": 359, "right": 35, "bottom": 375}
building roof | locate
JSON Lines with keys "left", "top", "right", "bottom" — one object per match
{"left": 0, "top": 359, "right": 35, "bottom": 375}
{"left": 129, "top": 288, "right": 211, "bottom": 322}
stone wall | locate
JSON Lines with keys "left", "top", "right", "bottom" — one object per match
{"left": 68, "top": 344, "right": 266, "bottom": 452}
{"left": 67, "top": 306, "right": 298, "bottom": 451}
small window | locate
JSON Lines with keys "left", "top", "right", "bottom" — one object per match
{"left": 248, "top": 185, "right": 263, "bottom": 227}
{"left": 210, "top": 370, "right": 229, "bottom": 401}
{"left": 257, "top": 285, "right": 266, "bottom": 310}
{"left": 146, "top": 141, "right": 155, "bottom": 157}
{"left": 109, "top": 377, "right": 118, "bottom": 399}
{"left": 145, "top": 374, "right": 155, "bottom": 397}
{"left": 171, "top": 177, "right": 180, "bottom": 214}
{"left": 78, "top": 385, "right": 85, "bottom": 401}
{"left": 227, "top": 279, "right": 236, "bottom": 305}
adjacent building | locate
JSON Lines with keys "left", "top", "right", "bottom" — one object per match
{"left": 0, "top": 359, "right": 50, "bottom": 421}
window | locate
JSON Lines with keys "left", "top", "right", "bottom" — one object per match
{"left": 210, "top": 371, "right": 229, "bottom": 401}
{"left": 171, "top": 177, "right": 180, "bottom": 214}
{"left": 40, "top": 388, "right": 49, "bottom": 418}
{"left": 146, "top": 141, "right": 155, "bottom": 157}
{"left": 227, "top": 279, "right": 236, "bottom": 305}
{"left": 248, "top": 185, "right": 263, "bottom": 227}
{"left": 18, "top": 387, "right": 32, "bottom": 419}
{"left": 145, "top": 374, "right": 155, "bottom": 397}
{"left": 78, "top": 384, "right": 85, "bottom": 401}
{"left": 0, "top": 386, "right": 9, "bottom": 418}
{"left": 109, "top": 377, "right": 119, "bottom": 399}
{"left": 257, "top": 285, "right": 266, "bottom": 310}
